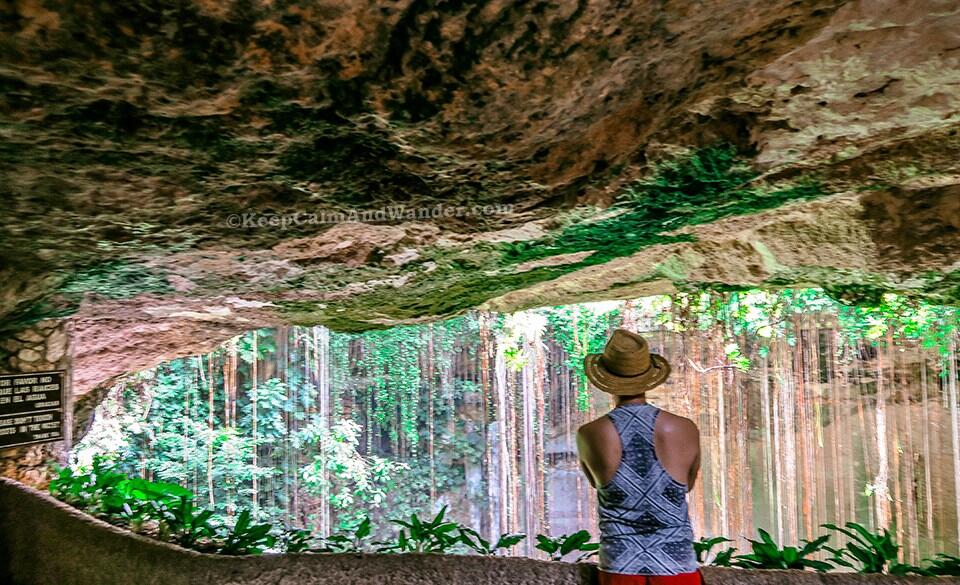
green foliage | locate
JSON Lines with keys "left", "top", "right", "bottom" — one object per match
{"left": 534, "top": 530, "right": 600, "bottom": 562}
{"left": 49, "top": 456, "right": 129, "bottom": 516}
{"left": 458, "top": 528, "right": 526, "bottom": 556}
{"left": 58, "top": 260, "right": 172, "bottom": 300}
{"left": 146, "top": 495, "right": 217, "bottom": 548}
{"left": 378, "top": 507, "right": 461, "bottom": 554}
{"left": 731, "top": 529, "right": 832, "bottom": 572}
{"left": 298, "top": 418, "right": 407, "bottom": 530}
{"left": 281, "top": 529, "right": 314, "bottom": 553}
{"left": 693, "top": 536, "right": 734, "bottom": 565}
{"left": 220, "top": 510, "right": 277, "bottom": 555}
{"left": 542, "top": 303, "right": 621, "bottom": 410}
{"left": 822, "top": 522, "right": 919, "bottom": 575}
{"left": 501, "top": 146, "right": 823, "bottom": 270}
{"left": 923, "top": 553, "right": 960, "bottom": 576}
{"left": 314, "top": 517, "right": 373, "bottom": 553}
{"left": 47, "top": 460, "right": 960, "bottom": 569}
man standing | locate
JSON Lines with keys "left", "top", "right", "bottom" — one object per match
{"left": 577, "top": 329, "right": 702, "bottom": 584}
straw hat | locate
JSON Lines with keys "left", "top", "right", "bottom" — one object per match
{"left": 583, "top": 329, "right": 671, "bottom": 395}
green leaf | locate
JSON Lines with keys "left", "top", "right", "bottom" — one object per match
{"left": 560, "top": 530, "right": 592, "bottom": 556}
{"left": 355, "top": 517, "right": 371, "bottom": 540}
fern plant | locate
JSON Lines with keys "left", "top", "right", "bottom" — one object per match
{"left": 534, "top": 530, "right": 600, "bottom": 562}
{"left": 48, "top": 457, "right": 128, "bottom": 516}
{"left": 281, "top": 528, "right": 314, "bottom": 553}
{"left": 457, "top": 527, "right": 526, "bottom": 556}
{"left": 693, "top": 536, "right": 735, "bottom": 566}
{"left": 378, "top": 507, "right": 460, "bottom": 553}
{"left": 146, "top": 495, "right": 217, "bottom": 548}
{"left": 822, "top": 522, "right": 921, "bottom": 575}
{"left": 732, "top": 529, "right": 832, "bottom": 572}
{"left": 924, "top": 553, "right": 960, "bottom": 576}
{"left": 220, "top": 510, "right": 277, "bottom": 555}
{"left": 314, "top": 517, "right": 373, "bottom": 553}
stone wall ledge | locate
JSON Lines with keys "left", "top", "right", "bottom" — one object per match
{"left": 0, "top": 478, "right": 954, "bottom": 585}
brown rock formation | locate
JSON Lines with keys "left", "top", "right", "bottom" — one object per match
{"left": 0, "top": 0, "right": 958, "bottom": 400}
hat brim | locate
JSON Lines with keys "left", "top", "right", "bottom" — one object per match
{"left": 583, "top": 353, "right": 671, "bottom": 396}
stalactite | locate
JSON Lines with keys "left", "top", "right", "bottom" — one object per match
{"left": 251, "top": 331, "right": 259, "bottom": 517}
{"left": 478, "top": 312, "right": 495, "bottom": 540}
{"left": 205, "top": 353, "right": 215, "bottom": 509}
{"left": 715, "top": 338, "right": 729, "bottom": 537}
{"left": 793, "top": 316, "right": 813, "bottom": 541}
{"left": 761, "top": 351, "right": 776, "bottom": 539}
{"left": 949, "top": 334, "right": 960, "bottom": 551}
{"left": 494, "top": 332, "right": 511, "bottom": 537}
{"left": 921, "top": 348, "right": 935, "bottom": 551}
{"left": 533, "top": 320, "right": 548, "bottom": 537}
{"left": 875, "top": 336, "right": 891, "bottom": 530}
{"left": 902, "top": 340, "right": 919, "bottom": 565}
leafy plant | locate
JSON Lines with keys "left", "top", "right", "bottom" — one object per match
{"left": 711, "top": 546, "right": 737, "bottom": 567}
{"left": 378, "top": 507, "right": 460, "bottom": 553}
{"left": 694, "top": 536, "right": 735, "bottom": 565}
{"left": 534, "top": 530, "right": 600, "bottom": 562}
{"left": 282, "top": 528, "right": 314, "bottom": 553}
{"left": 145, "top": 495, "right": 217, "bottom": 549}
{"left": 219, "top": 510, "right": 277, "bottom": 555}
{"left": 458, "top": 527, "right": 526, "bottom": 556}
{"left": 732, "top": 529, "right": 832, "bottom": 572}
{"left": 49, "top": 456, "right": 128, "bottom": 516}
{"left": 822, "top": 523, "right": 918, "bottom": 574}
{"left": 924, "top": 553, "right": 960, "bottom": 576}
{"left": 314, "top": 517, "right": 373, "bottom": 552}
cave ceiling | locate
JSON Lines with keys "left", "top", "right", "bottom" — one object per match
{"left": 1, "top": 0, "right": 959, "bottom": 394}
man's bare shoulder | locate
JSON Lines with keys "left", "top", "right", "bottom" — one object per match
{"left": 577, "top": 415, "right": 615, "bottom": 440}
{"left": 656, "top": 409, "right": 699, "bottom": 439}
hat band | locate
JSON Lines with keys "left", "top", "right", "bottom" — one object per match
{"left": 599, "top": 355, "right": 657, "bottom": 378}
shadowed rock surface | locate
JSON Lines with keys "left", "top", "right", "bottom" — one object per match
{"left": 0, "top": 478, "right": 952, "bottom": 585}
{"left": 1, "top": 0, "right": 959, "bottom": 397}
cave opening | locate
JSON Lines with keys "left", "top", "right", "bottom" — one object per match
{"left": 67, "top": 289, "right": 960, "bottom": 565}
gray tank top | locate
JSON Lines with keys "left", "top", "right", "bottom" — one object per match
{"left": 597, "top": 403, "right": 698, "bottom": 575}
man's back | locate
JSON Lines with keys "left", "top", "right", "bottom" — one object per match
{"left": 578, "top": 405, "right": 700, "bottom": 490}
{"left": 577, "top": 401, "right": 701, "bottom": 577}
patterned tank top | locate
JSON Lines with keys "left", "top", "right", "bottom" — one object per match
{"left": 597, "top": 403, "right": 698, "bottom": 575}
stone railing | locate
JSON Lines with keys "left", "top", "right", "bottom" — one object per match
{"left": 0, "top": 478, "right": 950, "bottom": 585}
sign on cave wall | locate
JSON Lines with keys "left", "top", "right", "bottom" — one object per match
{"left": 0, "top": 371, "right": 64, "bottom": 448}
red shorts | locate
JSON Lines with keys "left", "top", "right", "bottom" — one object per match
{"left": 598, "top": 570, "right": 703, "bottom": 585}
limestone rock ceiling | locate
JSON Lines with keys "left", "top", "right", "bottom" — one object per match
{"left": 0, "top": 0, "right": 959, "bottom": 395}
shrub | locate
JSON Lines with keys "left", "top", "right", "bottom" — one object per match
{"left": 219, "top": 510, "right": 277, "bottom": 555}
{"left": 314, "top": 517, "right": 372, "bottom": 553}
{"left": 458, "top": 527, "right": 526, "bottom": 556}
{"left": 731, "top": 529, "right": 832, "bottom": 572}
{"left": 534, "top": 530, "right": 599, "bottom": 562}
{"left": 377, "top": 507, "right": 460, "bottom": 553}
{"left": 694, "top": 536, "right": 735, "bottom": 566}
{"left": 281, "top": 528, "right": 314, "bottom": 553}
{"left": 924, "top": 553, "right": 960, "bottom": 576}
{"left": 822, "top": 523, "right": 922, "bottom": 575}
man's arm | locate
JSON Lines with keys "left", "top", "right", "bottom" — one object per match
{"left": 576, "top": 426, "right": 600, "bottom": 489}
{"left": 577, "top": 418, "right": 621, "bottom": 489}
{"left": 656, "top": 413, "right": 701, "bottom": 492}
{"left": 687, "top": 447, "right": 701, "bottom": 492}
{"left": 579, "top": 460, "right": 597, "bottom": 489}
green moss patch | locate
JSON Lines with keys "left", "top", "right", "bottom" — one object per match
{"left": 501, "top": 145, "right": 824, "bottom": 270}
{"left": 57, "top": 260, "right": 173, "bottom": 302}
{"left": 281, "top": 146, "right": 834, "bottom": 330}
